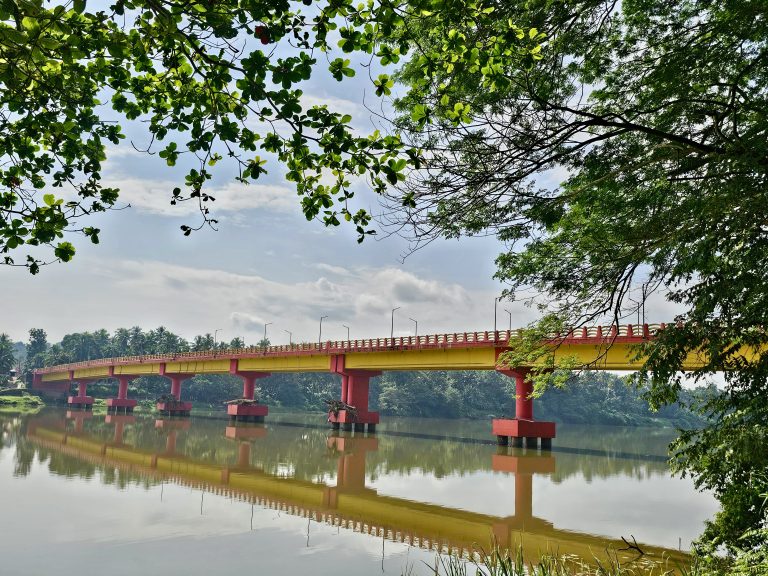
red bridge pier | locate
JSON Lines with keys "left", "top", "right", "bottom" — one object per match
{"left": 156, "top": 369, "right": 193, "bottom": 416}
{"left": 492, "top": 369, "right": 556, "bottom": 449}
{"left": 67, "top": 373, "right": 94, "bottom": 409}
{"left": 106, "top": 373, "right": 138, "bottom": 413}
{"left": 227, "top": 362, "right": 270, "bottom": 422}
{"left": 328, "top": 355, "right": 380, "bottom": 433}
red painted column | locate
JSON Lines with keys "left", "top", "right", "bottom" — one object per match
{"left": 78, "top": 381, "right": 88, "bottom": 397}
{"left": 514, "top": 372, "right": 533, "bottom": 420}
{"left": 492, "top": 368, "right": 555, "bottom": 446}
{"left": 228, "top": 371, "right": 270, "bottom": 421}
{"left": 346, "top": 374, "right": 371, "bottom": 413}
{"left": 341, "top": 374, "right": 350, "bottom": 404}
{"left": 170, "top": 376, "right": 183, "bottom": 400}
{"left": 242, "top": 376, "right": 256, "bottom": 400}
{"left": 117, "top": 376, "right": 130, "bottom": 399}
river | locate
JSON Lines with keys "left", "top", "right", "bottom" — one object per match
{"left": 0, "top": 409, "right": 718, "bottom": 575}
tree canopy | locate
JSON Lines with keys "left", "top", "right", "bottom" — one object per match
{"left": 380, "top": 0, "right": 768, "bottom": 559}
{"left": 0, "top": 0, "right": 542, "bottom": 272}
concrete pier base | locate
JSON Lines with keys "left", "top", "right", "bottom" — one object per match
{"left": 106, "top": 398, "right": 137, "bottom": 413}
{"left": 328, "top": 409, "right": 379, "bottom": 434}
{"left": 227, "top": 403, "right": 268, "bottom": 423}
{"left": 492, "top": 418, "right": 556, "bottom": 450}
{"left": 156, "top": 401, "right": 192, "bottom": 417}
{"left": 67, "top": 396, "right": 94, "bottom": 410}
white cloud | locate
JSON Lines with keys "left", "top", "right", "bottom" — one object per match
{"left": 104, "top": 177, "right": 297, "bottom": 217}
{"left": 3, "top": 257, "right": 524, "bottom": 344}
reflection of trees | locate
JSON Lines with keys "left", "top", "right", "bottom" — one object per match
{"left": 12, "top": 412, "right": 675, "bottom": 493}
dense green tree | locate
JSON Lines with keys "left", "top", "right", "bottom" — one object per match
{"left": 0, "top": 333, "right": 15, "bottom": 381}
{"left": 0, "top": 0, "right": 543, "bottom": 272}
{"left": 23, "top": 328, "right": 48, "bottom": 376}
{"left": 379, "top": 0, "right": 768, "bottom": 557}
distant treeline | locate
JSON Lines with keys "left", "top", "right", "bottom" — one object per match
{"left": 16, "top": 327, "right": 714, "bottom": 427}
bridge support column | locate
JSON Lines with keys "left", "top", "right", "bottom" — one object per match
{"left": 227, "top": 363, "right": 271, "bottom": 422}
{"left": 67, "top": 377, "right": 94, "bottom": 410}
{"left": 328, "top": 355, "right": 380, "bottom": 433}
{"left": 107, "top": 375, "right": 138, "bottom": 413}
{"left": 157, "top": 373, "right": 193, "bottom": 416}
{"left": 492, "top": 369, "right": 556, "bottom": 449}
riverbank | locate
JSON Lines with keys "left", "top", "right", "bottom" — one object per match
{"left": 0, "top": 392, "right": 44, "bottom": 414}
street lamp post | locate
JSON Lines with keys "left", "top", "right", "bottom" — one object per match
{"left": 214, "top": 328, "right": 222, "bottom": 349}
{"left": 504, "top": 309, "right": 512, "bottom": 331}
{"left": 409, "top": 317, "right": 418, "bottom": 337}
{"left": 263, "top": 322, "right": 272, "bottom": 348}
{"left": 319, "top": 315, "right": 328, "bottom": 346}
{"left": 284, "top": 329, "right": 292, "bottom": 345}
{"left": 391, "top": 307, "right": 401, "bottom": 339}
{"left": 494, "top": 297, "right": 501, "bottom": 333}
{"left": 342, "top": 324, "right": 350, "bottom": 341}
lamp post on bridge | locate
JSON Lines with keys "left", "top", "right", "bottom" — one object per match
{"left": 284, "top": 329, "right": 292, "bottom": 345}
{"left": 409, "top": 317, "right": 418, "bottom": 337}
{"left": 342, "top": 324, "right": 350, "bottom": 341}
{"left": 391, "top": 307, "right": 401, "bottom": 339}
{"left": 263, "top": 322, "right": 272, "bottom": 349}
{"left": 319, "top": 315, "right": 328, "bottom": 346}
{"left": 214, "top": 328, "right": 222, "bottom": 349}
{"left": 494, "top": 297, "right": 502, "bottom": 333}
{"left": 504, "top": 309, "right": 512, "bottom": 331}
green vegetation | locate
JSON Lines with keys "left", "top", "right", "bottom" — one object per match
{"left": 0, "top": 392, "right": 43, "bottom": 414}
{"left": 422, "top": 546, "right": 728, "bottom": 576}
{"left": 0, "top": 0, "right": 533, "bottom": 271}
{"left": 366, "top": 0, "right": 768, "bottom": 564}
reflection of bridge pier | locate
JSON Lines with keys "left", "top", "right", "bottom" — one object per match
{"left": 155, "top": 418, "right": 191, "bottom": 457}
{"left": 105, "top": 414, "right": 136, "bottom": 445}
{"left": 323, "top": 434, "right": 379, "bottom": 507}
{"left": 66, "top": 409, "right": 94, "bottom": 434}
{"left": 221, "top": 423, "right": 268, "bottom": 482}
{"left": 491, "top": 448, "right": 556, "bottom": 543}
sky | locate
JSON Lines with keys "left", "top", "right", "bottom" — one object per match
{"left": 1, "top": 56, "right": 520, "bottom": 345}
{"left": 0, "top": 21, "right": 683, "bottom": 347}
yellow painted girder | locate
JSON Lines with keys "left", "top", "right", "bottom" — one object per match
{"left": 237, "top": 355, "right": 330, "bottom": 373}
{"left": 344, "top": 347, "right": 497, "bottom": 371}
{"left": 41, "top": 371, "right": 70, "bottom": 382}
{"left": 553, "top": 342, "right": 709, "bottom": 371}
{"left": 73, "top": 366, "right": 111, "bottom": 379}
{"left": 114, "top": 363, "right": 162, "bottom": 376}
{"left": 165, "top": 359, "right": 230, "bottom": 374}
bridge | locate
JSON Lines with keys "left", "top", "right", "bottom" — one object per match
{"left": 32, "top": 323, "right": 702, "bottom": 446}
{"left": 25, "top": 412, "right": 689, "bottom": 569}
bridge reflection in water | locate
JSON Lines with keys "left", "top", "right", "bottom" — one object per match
{"left": 25, "top": 412, "right": 688, "bottom": 570}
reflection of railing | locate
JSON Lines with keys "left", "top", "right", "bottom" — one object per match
{"left": 26, "top": 420, "right": 688, "bottom": 568}
{"left": 33, "top": 324, "right": 665, "bottom": 375}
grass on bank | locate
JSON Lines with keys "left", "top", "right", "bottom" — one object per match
{"left": 417, "top": 545, "right": 765, "bottom": 576}
{"left": 0, "top": 392, "right": 44, "bottom": 414}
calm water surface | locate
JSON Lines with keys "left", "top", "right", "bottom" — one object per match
{"left": 0, "top": 409, "right": 718, "bottom": 575}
